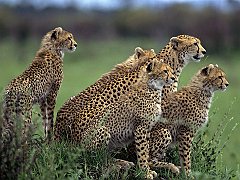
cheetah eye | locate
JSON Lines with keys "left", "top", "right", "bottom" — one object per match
{"left": 218, "top": 75, "right": 223, "bottom": 79}
{"left": 163, "top": 70, "right": 168, "bottom": 73}
{"left": 68, "top": 37, "right": 72, "bottom": 40}
{"left": 193, "top": 42, "right": 198, "bottom": 46}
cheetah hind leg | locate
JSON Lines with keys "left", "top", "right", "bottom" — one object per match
{"left": 83, "top": 127, "right": 135, "bottom": 170}
{"left": 83, "top": 126, "right": 111, "bottom": 150}
{"left": 2, "top": 93, "right": 16, "bottom": 142}
{"left": 20, "top": 100, "right": 33, "bottom": 143}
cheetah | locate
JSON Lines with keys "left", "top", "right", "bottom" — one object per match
{"left": 2, "top": 27, "right": 77, "bottom": 142}
{"left": 54, "top": 47, "right": 176, "bottom": 179}
{"left": 148, "top": 64, "right": 229, "bottom": 176}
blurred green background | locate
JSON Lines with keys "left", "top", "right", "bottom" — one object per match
{"left": 0, "top": 0, "right": 239, "bottom": 172}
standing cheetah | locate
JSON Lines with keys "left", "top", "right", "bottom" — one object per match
{"left": 149, "top": 64, "right": 229, "bottom": 176}
{"left": 54, "top": 47, "right": 176, "bottom": 179}
{"left": 2, "top": 27, "right": 77, "bottom": 142}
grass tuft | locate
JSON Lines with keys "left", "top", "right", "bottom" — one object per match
{"left": 0, "top": 101, "right": 238, "bottom": 179}
{"left": 0, "top": 106, "right": 40, "bottom": 179}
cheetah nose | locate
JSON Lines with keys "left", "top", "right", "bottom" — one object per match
{"left": 74, "top": 43, "right": 77, "bottom": 47}
{"left": 202, "top": 50, "right": 206, "bottom": 54}
{"left": 225, "top": 82, "right": 229, "bottom": 87}
{"left": 171, "top": 77, "right": 176, "bottom": 81}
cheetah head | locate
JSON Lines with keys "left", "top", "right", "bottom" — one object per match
{"left": 49, "top": 27, "right": 77, "bottom": 53}
{"left": 147, "top": 59, "right": 176, "bottom": 90}
{"left": 200, "top": 64, "right": 229, "bottom": 92}
{"left": 170, "top": 35, "right": 206, "bottom": 62}
{"left": 121, "top": 47, "right": 156, "bottom": 69}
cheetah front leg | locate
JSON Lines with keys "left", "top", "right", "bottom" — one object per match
{"left": 177, "top": 127, "right": 194, "bottom": 176}
{"left": 40, "top": 99, "right": 48, "bottom": 138}
{"left": 44, "top": 82, "right": 60, "bottom": 141}
{"left": 82, "top": 126, "right": 134, "bottom": 170}
{"left": 149, "top": 127, "right": 180, "bottom": 174}
{"left": 134, "top": 124, "right": 157, "bottom": 179}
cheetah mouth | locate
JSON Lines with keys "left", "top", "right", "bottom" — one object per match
{"left": 220, "top": 86, "right": 227, "bottom": 91}
{"left": 69, "top": 46, "right": 76, "bottom": 52}
{"left": 193, "top": 55, "right": 201, "bottom": 61}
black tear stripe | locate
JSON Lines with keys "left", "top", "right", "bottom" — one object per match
{"left": 196, "top": 43, "right": 200, "bottom": 54}
{"left": 220, "top": 76, "right": 224, "bottom": 86}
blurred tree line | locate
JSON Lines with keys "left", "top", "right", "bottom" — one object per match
{"left": 0, "top": 3, "right": 240, "bottom": 54}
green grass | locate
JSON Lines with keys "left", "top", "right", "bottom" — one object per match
{"left": 1, "top": 113, "right": 236, "bottom": 179}
{"left": 0, "top": 38, "right": 239, "bottom": 179}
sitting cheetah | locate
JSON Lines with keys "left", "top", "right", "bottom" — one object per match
{"left": 54, "top": 47, "right": 176, "bottom": 179}
{"left": 2, "top": 27, "right": 77, "bottom": 142}
{"left": 148, "top": 64, "right": 229, "bottom": 176}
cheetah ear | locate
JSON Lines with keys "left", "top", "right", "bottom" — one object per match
{"left": 208, "top": 64, "right": 215, "bottom": 70}
{"left": 150, "top": 48, "right": 155, "bottom": 54}
{"left": 146, "top": 59, "right": 157, "bottom": 73}
{"left": 51, "top": 27, "right": 63, "bottom": 40}
{"left": 200, "top": 67, "right": 209, "bottom": 76}
{"left": 201, "top": 64, "right": 215, "bottom": 76}
{"left": 134, "top": 47, "right": 145, "bottom": 59}
{"left": 146, "top": 62, "right": 153, "bottom": 73}
{"left": 170, "top": 36, "right": 184, "bottom": 50}
{"left": 170, "top": 36, "right": 184, "bottom": 43}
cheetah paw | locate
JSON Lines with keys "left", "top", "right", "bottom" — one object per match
{"left": 169, "top": 163, "right": 180, "bottom": 175}
{"left": 114, "top": 159, "right": 135, "bottom": 170}
{"left": 146, "top": 170, "right": 157, "bottom": 180}
{"left": 186, "top": 171, "right": 195, "bottom": 180}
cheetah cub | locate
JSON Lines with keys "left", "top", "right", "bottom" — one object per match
{"left": 2, "top": 27, "right": 77, "bottom": 142}
{"left": 149, "top": 64, "right": 229, "bottom": 176}
{"left": 157, "top": 35, "right": 206, "bottom": 98}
